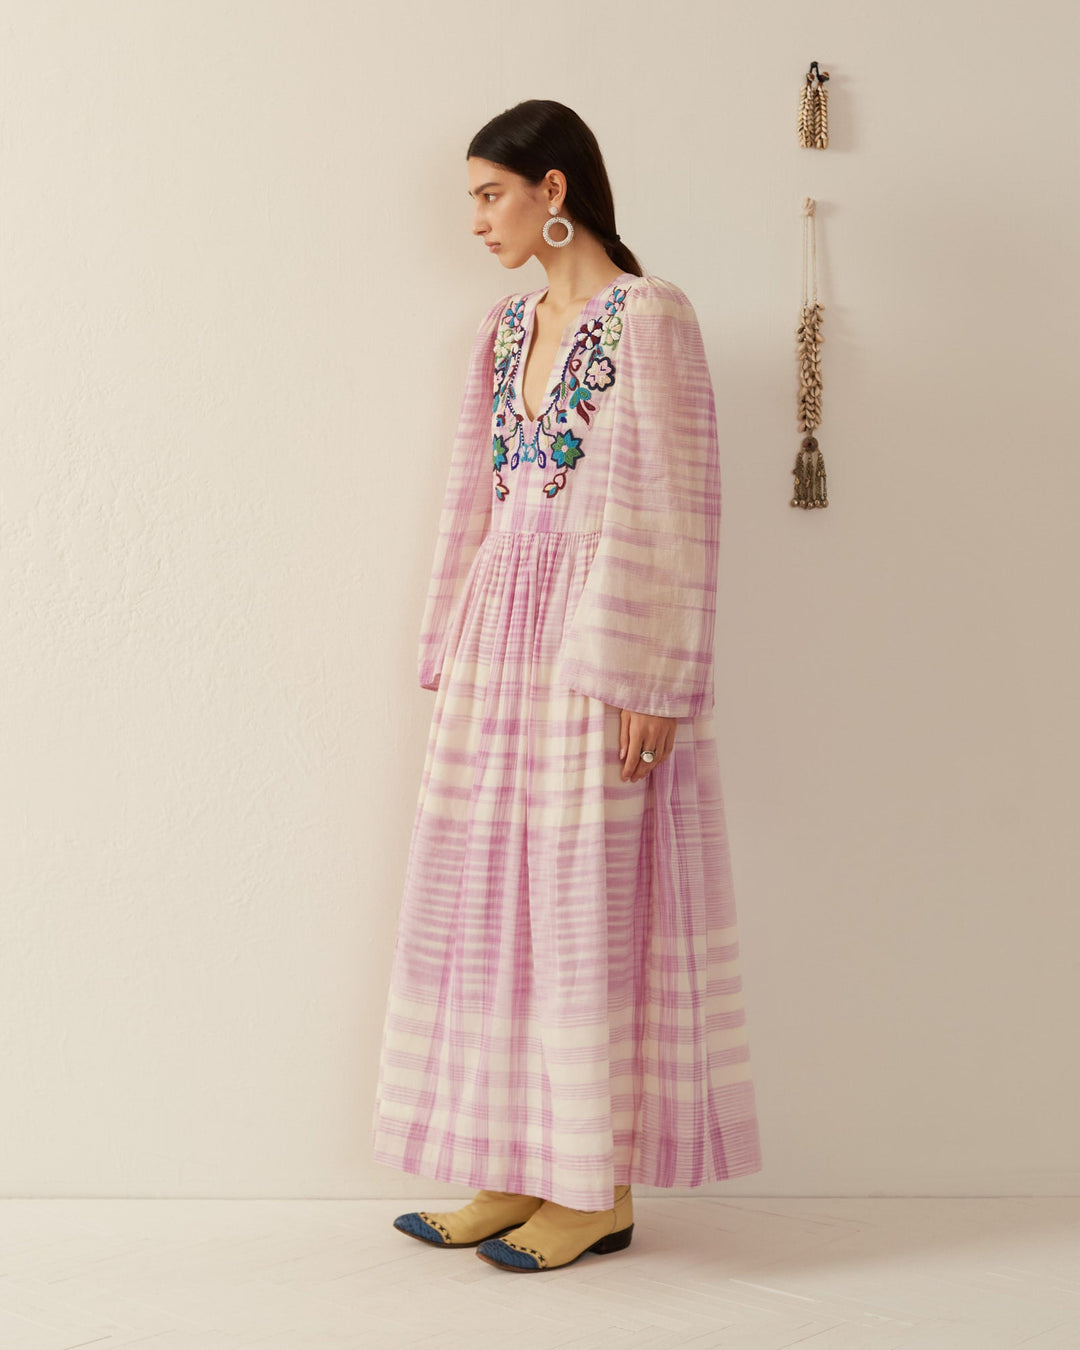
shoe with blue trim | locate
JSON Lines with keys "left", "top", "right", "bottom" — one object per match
{"left": 392, "top": 1189, "right": 544, "bottom": 1248}
{"left": 475, "top": 1184, "right": 633, "bottom": 1271}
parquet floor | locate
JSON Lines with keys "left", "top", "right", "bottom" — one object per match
{"left": 0, "top": 1197, "right": 1077, "bottom": 1348}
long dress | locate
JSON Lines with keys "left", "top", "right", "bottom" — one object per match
{"left": 370, "top": 270, "right": 763, "bottom": 1211}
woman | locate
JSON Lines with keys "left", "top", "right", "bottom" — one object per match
{"left": 371, "top": 100, "right": 763, "bottom": 1272}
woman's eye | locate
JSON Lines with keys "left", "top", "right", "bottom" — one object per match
{"left": 485, "top": 194, "right": 497, "bottom": 202}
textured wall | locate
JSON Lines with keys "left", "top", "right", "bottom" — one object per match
{"left": 2, "top": 0, "right": 1078, "bottom": 1198}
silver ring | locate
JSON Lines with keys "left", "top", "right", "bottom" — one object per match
{"left": 640, "top": 749, "right": 656, "bottom": 763}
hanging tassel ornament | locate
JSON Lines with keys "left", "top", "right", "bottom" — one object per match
{"left": 798, "top": 60, "right": 829, "bottom": 149}
{"left": 793, "top": 197, "right": 828, "bottom": 509}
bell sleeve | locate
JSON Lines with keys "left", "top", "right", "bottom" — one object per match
{"left": 555, "top": 279, "right": 721, "bottom": 719}
{"left": 417, "top": 292, "right": 508, "bottom": 691}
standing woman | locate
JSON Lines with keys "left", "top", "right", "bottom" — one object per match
{"left": 372, "top": 100, "right": 763, "bottom": 1273}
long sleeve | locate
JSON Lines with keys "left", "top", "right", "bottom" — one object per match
{"left": 556, "top": 279, "right": 721, "bottom": 719}
{"left": 417, "top": 293, "right": 507, "bottom": 691}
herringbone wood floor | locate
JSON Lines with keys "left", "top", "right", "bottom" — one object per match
{"left": 0, "top": 1197, "right": 1077, "bottom": 1348}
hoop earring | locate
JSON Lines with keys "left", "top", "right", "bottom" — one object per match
{"left": 542, "top": 204, "right": 574, "bottom": 248}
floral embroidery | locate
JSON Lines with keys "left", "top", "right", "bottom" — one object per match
{"left": 490, "top": 284, "right": 631, "bottom": 500}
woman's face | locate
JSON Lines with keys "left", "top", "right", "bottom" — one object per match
{"left": 467, "top": 157, "right": 551, "bottom": 268}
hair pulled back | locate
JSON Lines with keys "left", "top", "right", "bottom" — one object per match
{"left": 467, "top": 99, "right": 643, "bottom": 277}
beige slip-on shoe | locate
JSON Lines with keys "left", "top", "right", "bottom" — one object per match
{"left": 474, "top": 1184, "right": 634, "bottom": 1271}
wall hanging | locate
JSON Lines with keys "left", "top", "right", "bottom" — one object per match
{"left": 798, "top": 60, "right": 829, "bottom": 149}
{"left": 793, "top": 196, "right": 828, "bottom": 509}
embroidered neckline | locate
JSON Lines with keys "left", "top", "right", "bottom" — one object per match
{"left": 517, "top": 273, "right": 629, "bottom": 424}
{"left": 491, "top": 275, "right": 633, "bottom": 500}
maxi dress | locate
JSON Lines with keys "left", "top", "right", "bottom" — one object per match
{"left": 370, "top": 270, "right": 763, "bottom": 1211}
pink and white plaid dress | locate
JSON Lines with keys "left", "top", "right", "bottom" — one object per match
{"left": 371, "top": 272, "right": 763, "bottom": 1210}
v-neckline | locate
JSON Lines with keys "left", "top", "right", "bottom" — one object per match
{"left": 515, "top": 271, "right": 632, "bottom": 429}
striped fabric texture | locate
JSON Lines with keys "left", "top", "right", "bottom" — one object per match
{"left": 371, "top": 272, "right": 763, "bottom": 1210}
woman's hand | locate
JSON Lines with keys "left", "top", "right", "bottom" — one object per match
{"left": 618, "top": 708, "right": 677, "bottom": 782}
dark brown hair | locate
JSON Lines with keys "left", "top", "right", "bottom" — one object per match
{"left": 467, "top": 100, "right": 643, "bottom": 278}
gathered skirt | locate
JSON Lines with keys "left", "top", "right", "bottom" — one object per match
{"left": 370, "top": 528, "right": 762, "bottom": 1210}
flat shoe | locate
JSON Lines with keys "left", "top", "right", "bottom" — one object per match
{"left": 392, "top": 1188, "right": 544, "bottom": 1248}
{"left": 475, "top": 1184, "right": 633, "bottom": 1271}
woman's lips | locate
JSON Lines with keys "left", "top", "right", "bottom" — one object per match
{"left": 486, "top": 242, "right": 500, "bottom": 249}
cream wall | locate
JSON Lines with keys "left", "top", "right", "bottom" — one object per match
{"left": 3, "top": 0, "right": 1077, "bottom": 1199}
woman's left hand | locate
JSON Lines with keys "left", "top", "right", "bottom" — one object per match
{"left": 618, "top": 709, "right": 677, "bottom": 782}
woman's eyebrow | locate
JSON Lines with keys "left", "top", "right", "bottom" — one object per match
{"left": 467, "top": 182, "right": 501, "bottom": 197}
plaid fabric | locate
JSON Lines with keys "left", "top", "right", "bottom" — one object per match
{"left": 371, "top": 273, "right": 763, "bottom": 1209}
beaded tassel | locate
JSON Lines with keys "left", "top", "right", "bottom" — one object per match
{"left": 792, "top": 433, "right": 828, "bottom": 508}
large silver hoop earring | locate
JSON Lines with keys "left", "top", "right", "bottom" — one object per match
{"left": 542, "top": 204, "right": 574, "bottom": 248}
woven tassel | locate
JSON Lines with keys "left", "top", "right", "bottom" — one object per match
{"left": 798, "top": 62, "right": 830, "bottom": 149}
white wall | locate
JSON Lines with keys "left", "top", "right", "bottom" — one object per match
{"left": 2, "top": 0, "right": 1077, "bottom": 1199}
